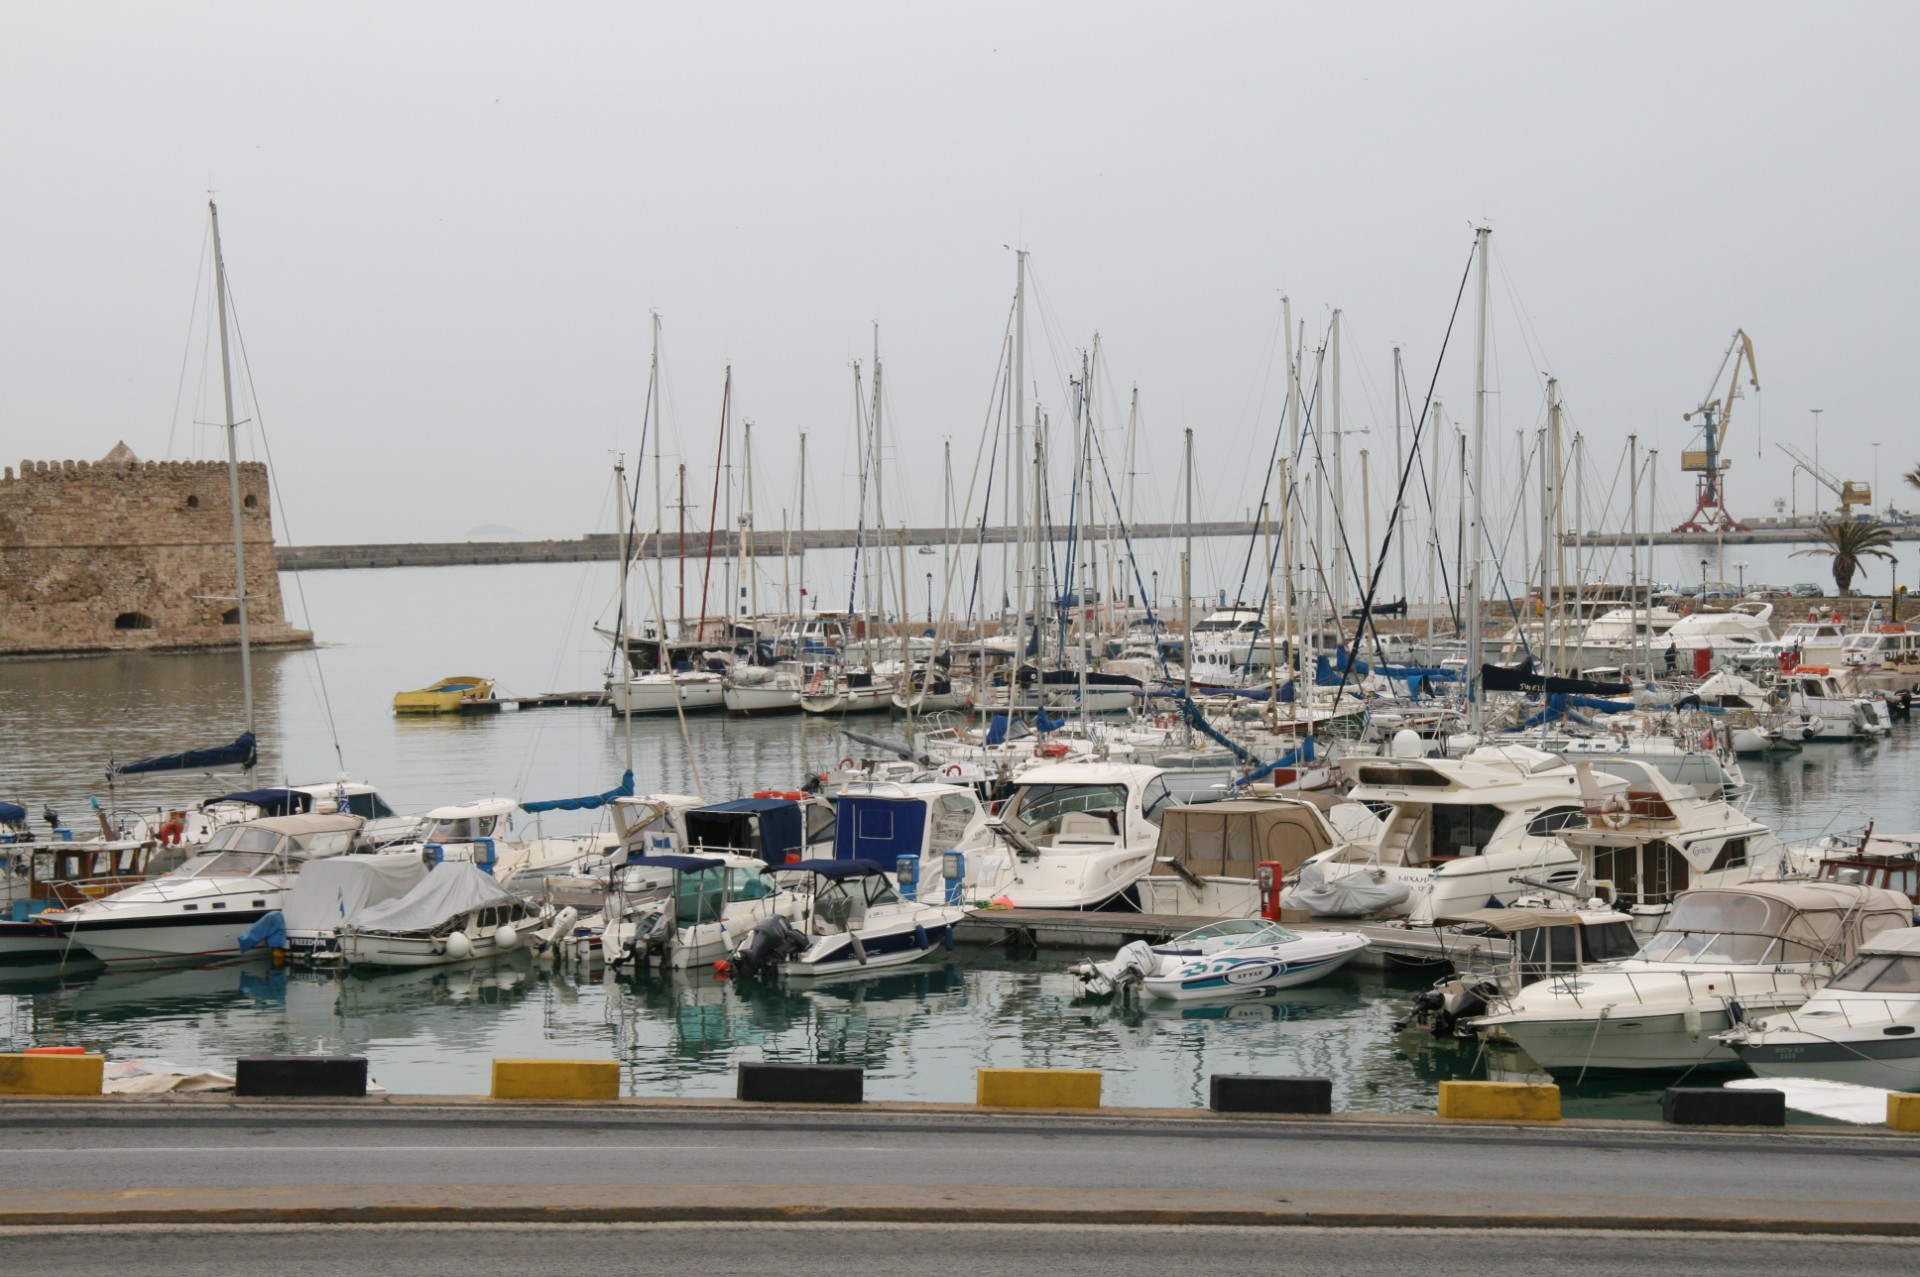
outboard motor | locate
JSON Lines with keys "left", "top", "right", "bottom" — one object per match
{"left": 614, "top": 908, "right": 670, "bottom": 971}
{"left": 730, "top": 914, "right": 810, "bottom": 978}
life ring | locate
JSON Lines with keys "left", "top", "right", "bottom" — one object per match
{"left": 158, "top": 820, "right": 185, "bottom": 846}
{"left": 838, "top": 757, "right": 855, "bottom": 770}
{"left": 1601, "top": 808, "right": 1631, "bottom": 830}
{"left": 944, "top": 764, "right": 964, "bottom": 778}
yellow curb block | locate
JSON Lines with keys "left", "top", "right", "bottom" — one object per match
{"left": 1888, "top": 1092, "right": 1920, "bottom": 1132}
{"left": 1437, "top": 1080, "right": 1560, "bottom": 1122}
{"left": 977, "top": 1067, "right": 1101, "bottom": 1109}
{"left": 0, "top": 1053, "right": 104, "bottom": 1096}
{"left": 490, "top": 1058, "right": 618, "bottom": 1101}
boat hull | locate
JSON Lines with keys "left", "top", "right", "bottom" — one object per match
{"left": 608, "top": 676, "right": 726, "bottom": 715}
{"left": 1735, "top": 1036, "right": 1920, "bottom": 1090}
{"left": 1143, "top": 942, "right": 1365, "bottom": 1000}
{"left": 61, "top": 910, "right": 276, "bottom": 967}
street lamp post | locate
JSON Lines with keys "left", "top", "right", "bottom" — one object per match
{"left": 925, "top": 572, "right": 932, "bottom": 627}
{"left": 1152, "top": 570, "right": 1159, "bottom": 613}
{"left": 1736, "top": 561, "right": 1748, "bottom": 595}
{"left": 1700, "top": 557, "right": 1709, "bottom": 601}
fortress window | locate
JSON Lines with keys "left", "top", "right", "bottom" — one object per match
{"left": 113, "top": 612, "right": 155, "bottom": 631}
{"left": 185, "top": 494, "right": 200, "bottom": 509}
{"left": 221, "top": 608, "right": 240, "bottom": 625}
{"left": 243, "top": 494, "right": 258, "bottom": 510}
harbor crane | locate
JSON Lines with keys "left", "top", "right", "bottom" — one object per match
{"left": 1675, "top": 329, "right": 1757, "bottom": 532}
{"left": 1774, "top": 441, "right": 1872, "bottom": 516}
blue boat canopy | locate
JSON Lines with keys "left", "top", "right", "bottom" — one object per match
{"left": 833, "top": 795, "right": 927, "bottom": 864}
{"left": 621, "top": 853, "right": 728, "bottom": 872}
{"left": 113, "top": 731, "right": 257, "bottom": 777}
{"left": 0, "top": 802, "right": 26, "bottom": 825}
{"left": 686, "top": 798, "right": 806, "bottom": 866}
{"left": 207, "top": 788, "right": 314, "bottom": 816}
{"left": 523, "top": 770, "right": 636, "bottom": 814}
{"left": 777, "top": 858, "right": 890, "bottom": 880}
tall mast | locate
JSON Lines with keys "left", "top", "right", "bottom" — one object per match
{"left": 797, "top": 431, "right": 808, "bottom": 616}
{"left": 1329, "top": 309, "right": 1345, "bottom": 623}
{"left": 942, "top": 438, "right": 953, "bottom": 625}
{"left": 1393, "top": 346, "right": 1408, "bottom": 614}
{"left": 1542, "top": 378, "right": 1560, "bottom": 676}
{"left": 650, "top": 313, "right": 666, "bottom": 661}
{"left": 615, "top": 456, "right": 633, "bottom": 772}
{"left": 1182, "top": 427, "right": 1195, "bottom": 748}
{"left": 1283, "top": 297, "right": 1299, "bottom": 677}
{"left": 676, "top": 462, "right": 687, "bottom": 635}
{"left": 1646, "top": 450, "right": 1659, "bottom": 681}
{"left": 1572, "top": 432, "right": 1586, "bottom": 666}
{"left": 1013, "top": 250, "right": 1028, "bottom": 658}
{"left": 742, "top": 420, "right": 757, "bottom": 624}
{"left": 208, "top": 201, "right": 254, "bottom": 751}
{"left": 1628, "top": 434, "right": 1641, "bottom": 681}
{"left": 871, "top": 328, "right": 886, "bottom": 644}
{"left": 1465, "top": 226, "right": 1491, "bottom": 735}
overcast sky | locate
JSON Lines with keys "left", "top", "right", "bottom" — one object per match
{"left": 4, "top": 3, "right": 1914, "bottom": 565}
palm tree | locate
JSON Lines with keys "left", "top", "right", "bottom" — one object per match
{"left": 1906, "top": 465, "right": 1920, "bottom": 492}
{"left": 1792, "top": 517, "right": 1897, "bottom": 597}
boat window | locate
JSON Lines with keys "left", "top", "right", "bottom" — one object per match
{"left": 674, "top": 869, "right": 727, "bottom": 926}
{"left": 1827, "top": 954, "right": 1920, "bottom": 994}
{"left": 1634, "top": 891, "right": 1806, "bottom": 964}
{"left": 1429, "top": 804, "right": 1506, "bottom": 859}
{"left": 292, "top": 830, "right": 356, "bottom": 859}
{"left": 172, "top": 851, "right": 277, "bottom": 878}
{"left": 1002, "top": 784, "right": 1130, "bottom": 835}
{"left": 426, "top": 817, "right": 480, "bottom": 842}
{"left": 1140, "top": 776, "right": 1173, "bottom": 827}
{"left": 1515, "top": 925, "right": 1579, "bottom": 980}
{"left": 1526, "top": 805, "right": 1585, "bottom": 837}
{"left": 1591, "top": 841, "right": 1690, "bottom": 908}
{"left": 204, "top": 825, "right": 284, "bottom": 854}
{"left": 1581, "top": 921, "right": 1641, "bottom": 963}
{"left": 806, "top": 804, "right": 837, "bottom": 846}
{"left": 865, "top": 875, "right": 900, "bottom": 906}
{"left": 1707, "top": 838, "right": 1749, "bottom": 873}
{"left": 1355, "top": 766, "right": 1452, "bottom": 788}
{"left": 344, "top": 792, "right": 396, "bottom": 820}
{"left": 726, "top": 866, "right": 774, "bottom": 901}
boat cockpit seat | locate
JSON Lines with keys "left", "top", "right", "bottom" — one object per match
{"left": 1056, "top": 812, "right": 1117, "bottom": 841}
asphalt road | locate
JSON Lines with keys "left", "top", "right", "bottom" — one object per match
{"left": 0, "top": 1223, "right": 1910, "bottom": 1277}
{"left": 3, "top": 1104, "right": 1913, "bottom": 1214}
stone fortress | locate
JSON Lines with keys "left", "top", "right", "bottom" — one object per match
{"left": 0, "top": 443, "right": 311, "bottom": 657}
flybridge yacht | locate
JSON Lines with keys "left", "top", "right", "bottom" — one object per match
{"left": 1286, "top": 745, "right": 1617, "bottom": 923}
{"left": 43, "top": 813, "right": 365, "bottom": 967}
{"left": 1736, "top": 616, "right": 1851, "bottom": 672}
{"left": 983, "top": 761, "right": 1174, "bottom": 909}
{"left": 1469, "top": 880, "right": 1911, "bottom": 1072}
{"left": 1555, "top": 758, "right": 1801, "bottom": 935}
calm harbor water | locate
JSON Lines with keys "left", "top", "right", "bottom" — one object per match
{"left": 2, "top": 561, "right": 1916, "bottom": 1118}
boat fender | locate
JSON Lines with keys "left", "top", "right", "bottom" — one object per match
{"left": 445, "top": 930, "right": 472, "bottom": 960}
{"left": 943, "top": 924, "right": 955, "bottom": 952}
{"left": 850, "top": 932, "right": 869, "bottom": 965}
{"left": 495, "top": 923, "right": 520, "bottom": 952}
{"left": 1682, "top": 1004, "right": 1702, "bottom": 1038}
{"left": 915, "top": 923, "right": 930, "bottom": 951}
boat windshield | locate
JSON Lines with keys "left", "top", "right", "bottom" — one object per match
{"left": 203, "top": 825, "right": 284, "bottom": 855}
{"left": 169, "top": 851, "right": 278, "bottom": 879}
{"left": 1002, "top": 784, "right": 1129, "bottom": 837}
{"left": 1633, "top": 892, "right": 1805, "bottom": 965}
{"left": 426, "top": 815, "right": 498, "bottom": 842}
{"left": 1175, "top": 919, "right": 1299, "bottom": 947}
{"left": 1827, "top": 953, "right": 1920, "bottom": 994}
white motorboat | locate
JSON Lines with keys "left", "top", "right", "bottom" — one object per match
{"left": 1779, "top": 667, "right": 1891, "bottom": 741}
{"left": 1735, "top": 615, "right": 1851, "bottom": 672}
{"left": 406, "top": 798, "right": 601, "bottom": 884}
{"left": 1069, "top": 919, "right": 1369, "bottom": 1002}
{"left": 1660, "top": 602, "right": 1776, "bottom": 666}
{"left": 282, "top": 851, "right": 431, "bottom": 966}
{"left": 1395, "top": 906, "right": 1643, "bottom": 1039}
{"left": 339, "top": 862, "right": 572, "bottom": 969}
{"left": 1134, "top": 798, "right": 1339, "bottom": 917}
{"left": 1287, "top": 745, "right": 1609, "bottom": 922}
{"left": 799, "top": 665, "right": 896, "bottom": 715}
{"left": 1718, "top": 927, "right": 1920, "bottom": 1089}
{"left": 1467, "top": 880, "right": 1912, "bottom": 1072}
{"left": 982, "top": 761, "right": 1174, "bottom": 908}
{"left": 43, "top": 813, "right": 365, "bottom": 967}
{"left": 601, "top": 852, "right": 789, "bottom": 970}
{"left": 729, "top": 859, "right": 969, "bottom": 979}
{"left": 829, "top": 781, "right": 1006, "bottom": 899}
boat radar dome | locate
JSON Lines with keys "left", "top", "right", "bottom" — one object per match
{"left": 1391, "top": 729, "right": 1426, "bottom": 759}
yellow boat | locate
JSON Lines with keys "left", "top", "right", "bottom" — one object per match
{"left": 393, "top": 676, "right": 496, "bottom": 715}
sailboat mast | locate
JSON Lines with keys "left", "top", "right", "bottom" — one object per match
{"left": 743, "top": 420, "right": 757, "bottom": 625}
{"left": 1466, "top": 226, "right": 1491, "bottom": 736}
{"left": 1012, "top": 251, "right": 1028, "bottom": 662}
{"left": 1628, "top": 434, "right": 1641, "bottom": 681}
{"left": 797, "top": 431, "right": 808, "bottom": 616}
{"left": 208, "top": 201, "right": 254, "bottom": 747}
{"left": 1329, "top": 309, "right": 1344, "bottom": 624}
{"left": 1182, "top": 427, "right": 1195, "bottom": 748}
{"left": 650, "top": 313, "right": 666, "bottom": 663}
{"left": 1393, "top": 346, "right": 1408, "bottom": 618}
{"left": 615, "top": 455, "right": 634, "bottom": 772}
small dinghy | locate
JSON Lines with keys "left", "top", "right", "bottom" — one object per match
{"left": 1069, "top": 918, "right": 1369, "bottom": 1002}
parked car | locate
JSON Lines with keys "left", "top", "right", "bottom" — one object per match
{"left": 1790, "top": 583, "right": 1825, "bottom": 599}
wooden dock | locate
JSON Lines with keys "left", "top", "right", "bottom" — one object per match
{"left": 459, "top": 691, "right": 609, "bottom": 713}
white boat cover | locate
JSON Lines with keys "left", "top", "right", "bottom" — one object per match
{"left": 283, "top": 853, "right": 430, "bottom": 933}
{"left": 1282, "top": 860, "right": 1412, "bottom": 917}
{"left": 348, "top": 862, "right": 514, "bottom": 934}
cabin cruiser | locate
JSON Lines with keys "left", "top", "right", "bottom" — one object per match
{"left": 1839, "top": 623, "right": 1920, "bottom": 693}
{"left": 42, "top": 813, "right": 365, "bottom": 967}
{"left": 1717, "top": 927, "right": 1920, "bottom": 1089}
{"left": 601, "top": 852, "right": 789, "bottom": 970}
{"left": 1659, "top": 602, "right": 1776, "bottom": 665}
{"left": 1068, "top": 918, "right": 1369, "bottom": 1002}
{"left": 1736, "top": 615, "right": 1852, "bottom": 672}
{"left": 729, "top": 860, "right": 969, "bottom": 979}
{"left": 1, "top": 828, "right": 158, "bottom": 961}
{"left": 1285, "top": 745, "right": 1611, "bottom": 923}
{"left": 404, "top": 798, "right": 600, "bottom": 884}
{"left": 1135, "top": 798, "right": 1339, "bottom": 917}
{"left": 282, "top": 851, "right": 431, "bottom": 965}
{"left": 1467, "top": 881, "right": 1912, "bottom": 1072}
{"left": 684, "top": 794, "right": 837, "bottom": 866}
{"left": 340, "top": 862, "right": 572, "bottom": 969}
{"left": 982, "top": 762, "right": 1173, "bottom": 908}
{"left": 128, "top": 779, "right": 415, "bottom": 857}
{"left": 1809, "top": 830, "right": 1920, "bottom": 904}
{"left": 799, "top": 664, "right": 897, "bottom": 715}
{"left": 892, "top": 667, "right": 973, "bottom": 713}
{"left": 1778, "top": 667, "right": 1891, "bottom": 740}
{"left": 599, "top": 625, "right": 729, "bottom": 715}
{"left": 1396, "top": 906, "right": 1642, "bottom": 1039}
{"left": 1556, "top": 758, "right": 1802, "bottom": 935}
